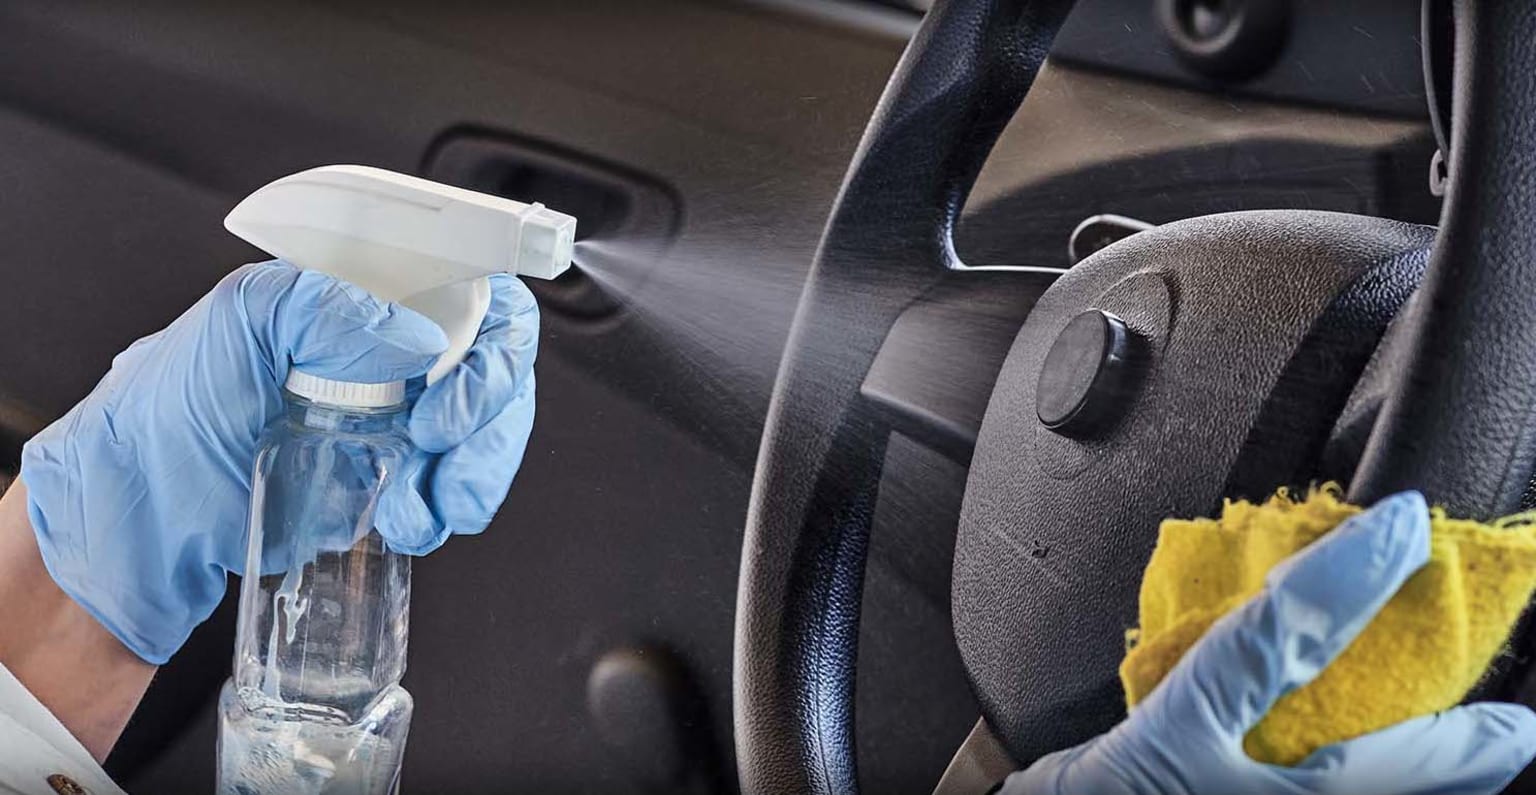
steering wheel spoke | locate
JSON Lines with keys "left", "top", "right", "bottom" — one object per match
{"left": 863, "top": 269, "right": 1061, "bottom": 465}
{"left": 932, "top": 720, "right": 1018, "bottom": 795}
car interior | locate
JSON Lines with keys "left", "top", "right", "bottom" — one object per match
{"left": 0, "top": 0, "right": 1511, "bottom": 792}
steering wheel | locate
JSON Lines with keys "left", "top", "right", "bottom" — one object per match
{"left": 733, "top": 0, "right": 1536, "bottom": 792}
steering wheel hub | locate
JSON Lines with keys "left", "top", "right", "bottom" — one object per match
{"left": 955, "top": 211, "right": 1432, "bottom": 761}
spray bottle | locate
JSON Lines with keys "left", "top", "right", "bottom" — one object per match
{"left": 214, "top": 166, "right": 574, "bottom": 795}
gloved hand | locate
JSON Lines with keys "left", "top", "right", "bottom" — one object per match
{"left": 21, "top": 260, "right": 539, "bottom": 664}
{"left": 1004, "top": 491, "right": 1536, "bottom": 795}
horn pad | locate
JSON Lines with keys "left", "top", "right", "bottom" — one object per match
{"left": 953, "top": 210, "right": 1434, "bottom": 762}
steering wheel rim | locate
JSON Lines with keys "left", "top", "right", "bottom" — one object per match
{"left": 733, "top": 2, "right": 1074, "bottom": 791}
{"left": 735, "top": 0, "right": 1536, "bottom": 792}
{"left": 1347, "top": 0, "right": 1536, "bottom": 517}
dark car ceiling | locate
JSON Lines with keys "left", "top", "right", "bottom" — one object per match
{"left": 0, "top": 1, "right": 1433, "bottom": 792}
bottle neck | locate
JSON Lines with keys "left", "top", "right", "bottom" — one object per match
{"left": 282, "top": 391, "right": 407, "bottom": 434}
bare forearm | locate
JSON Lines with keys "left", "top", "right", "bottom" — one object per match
{"left": 0, "top": 481, "right": 156, "bottom": 762}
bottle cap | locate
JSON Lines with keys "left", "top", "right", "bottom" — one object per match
{"left": 284, "top": 369, "right": 406, "bottom": 409}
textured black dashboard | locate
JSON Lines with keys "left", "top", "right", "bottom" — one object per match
{"left": 1053, "top": 0, "right": 1426, "bottom": 117}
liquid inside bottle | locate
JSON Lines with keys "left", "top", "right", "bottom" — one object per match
{"left": 218, "top": 389, "right": 415, "bottom": 795}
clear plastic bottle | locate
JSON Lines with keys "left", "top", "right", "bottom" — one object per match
{"left": 217, "top": 381, "right": 415, "bottom": 795}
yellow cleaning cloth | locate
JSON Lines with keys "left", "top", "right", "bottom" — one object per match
{"left": 1120, "top": 487, "right": 1536, "bottom": 766}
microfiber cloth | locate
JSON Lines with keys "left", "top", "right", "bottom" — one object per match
{"left": 1120, "top": 486, "right": 1536, "bottom": 766}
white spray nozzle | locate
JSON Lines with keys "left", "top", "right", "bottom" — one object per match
{"left": 514, "top": 203, "right": 578, "bottom": 280}
{"left": 224, "top": 165, "right": 576, "bottom": 389}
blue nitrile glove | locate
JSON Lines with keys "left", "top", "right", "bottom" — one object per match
{"left": 21, "top": 260, "right": 539, "bottom": 664}
{"left": 376, "top": 271, "right": 538, "bottom": 555}
{"left": 1003, "top": 491, "right": 1536, "bottom": 795}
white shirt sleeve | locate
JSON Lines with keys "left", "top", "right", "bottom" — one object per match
{"left": 0, "top": 662, "right": 128, "bottom": 795}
